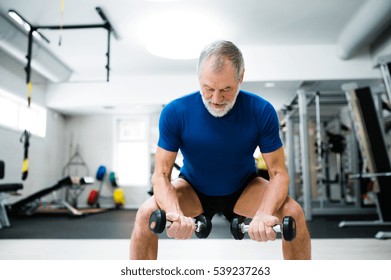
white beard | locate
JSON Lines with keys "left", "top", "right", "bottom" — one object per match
{"left": 200, "top": 90, "right": 239, "bottom": 118}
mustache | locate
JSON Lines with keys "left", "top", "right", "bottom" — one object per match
{"left": 204, "top": 98, "right": 229, "bottom": 106}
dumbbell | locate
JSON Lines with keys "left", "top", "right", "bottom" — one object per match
{"left": 149, "top": 209, "right": 212, "bottom": 239}
{"left": 230, "top": 216, "right": 296, "bottom": 241}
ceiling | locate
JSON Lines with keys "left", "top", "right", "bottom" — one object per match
{"left": 0, "top": 0, "right": 390, "bottom": 115}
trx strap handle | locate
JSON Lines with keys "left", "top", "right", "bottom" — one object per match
{"left": 20, "top": 130, "right": 31, "bottom": 181}
{"left": 27, "top": 81, "right": 32, "bottom": 107}
{"left": 59, "top": 0, "right": 65, "bottom": 46}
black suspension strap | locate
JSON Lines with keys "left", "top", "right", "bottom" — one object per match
{"left": 20, "top": 130, "right": 31, "bottom": 181}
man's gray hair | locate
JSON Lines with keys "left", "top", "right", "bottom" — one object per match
{"left": 197, "top": 40, "right": 245, "bottom": 81}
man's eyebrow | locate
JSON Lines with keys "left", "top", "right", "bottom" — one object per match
{"left": 220, "top": 86, "right": 232, "bottom": 91}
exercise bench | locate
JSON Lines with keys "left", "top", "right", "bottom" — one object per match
{"left": 0, "top": 160, "right": 23, "bottom": 229}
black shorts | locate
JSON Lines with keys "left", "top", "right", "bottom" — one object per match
{"left": 178, "top": 173, "right": 258, "bottom": 222}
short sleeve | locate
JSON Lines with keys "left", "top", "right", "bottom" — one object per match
{"left": 258, "top": 103, "right": 283, "bottom": 153}
{"left": 157, "top": 102, "right": 182, "bottom": 152}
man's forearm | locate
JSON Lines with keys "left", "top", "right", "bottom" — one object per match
{"left": 255, "top": 173, "right": 289, "bottom": 216}
{"left": 151, "top": 172, "right": 183, "bottom": 214}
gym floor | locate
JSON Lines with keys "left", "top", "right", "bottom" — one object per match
{"left": 0, "top": 209, "right": 390, "bottom": 260}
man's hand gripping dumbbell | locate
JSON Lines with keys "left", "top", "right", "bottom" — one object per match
{"left": 149, "top": 209, "right": 212, "bottom": 239}
{"left": 231, "top": 215, "right": 296, "bottom": 241}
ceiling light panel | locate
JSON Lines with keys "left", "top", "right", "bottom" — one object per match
{"left": 138, "top": 11, "right": 224, "bottom": 60}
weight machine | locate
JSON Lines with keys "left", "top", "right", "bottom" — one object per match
{"left": 339, "top": 56, "right": 391, "bottom": 239}
{"left": 10, "top": 176, "right": 94, "bottom": 217}
{"left": 281, "top": 89, "right": 370, "bottom": 221}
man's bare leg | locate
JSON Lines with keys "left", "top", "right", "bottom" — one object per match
{"left": 276, "top": 196, "right": 311, "bottom": 260}
{"left": 234, "top": 177, "right": 311, "bottom": 260}
{"left": 129, "top": 178, "right": 203, "bottom": 260}
{"left": 129, "top": 196, "right": 159, "bottom": 259}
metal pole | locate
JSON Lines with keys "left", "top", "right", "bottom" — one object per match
{"left": 315, "top": 91, "right": 325, "bottom": 208}
{"left": 380, "top": 63, "right": 391, "bottom": 104}
{"left": 298, "top": 89, "right": 312, "bottom": 220}
{"left": 286, "top": 115, "right": 296, "bottom": 200}
{"left": 25, "top": 29, "right": 33, "bottom": 84}
{"left": 106, "top": 27, "right": 111, "bottom": 82}
{"left": 37, "top": 24, "right": 106, "bottom": 30}
{"left": 350, "top": 132, "right": 361, "bottom": 208}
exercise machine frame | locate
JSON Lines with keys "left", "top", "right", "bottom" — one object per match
{"left": 339, "top": 77, "right": 391, "bottom": 239}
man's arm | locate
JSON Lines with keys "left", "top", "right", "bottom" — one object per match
{"left": 151, "top": 146, "right": 195, "bottom": 239}
{"left": 257, "top": 146, "right": 289, "bottom": 215}
{"left": 151, "top": 146, "right": 182, "bottom": 214}
{"left": 248, "top": 146, "right": 290, "bottom": 241}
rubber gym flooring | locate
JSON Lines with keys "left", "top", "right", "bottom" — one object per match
{"left": 0, "top": 210, "right": 391, "bottom": 260}
{"left": 0, "top": 209, "right": 390, "bottom": 239}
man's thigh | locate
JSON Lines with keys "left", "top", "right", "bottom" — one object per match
{"left": 233, "top": 176, "right": 269, "bottom": 218}
{"left": 172, "top": 177, "right": 203, "bottom": 217}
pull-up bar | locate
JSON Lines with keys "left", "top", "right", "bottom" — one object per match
{"left": 8, "top": 7, "right": 116, "bottom": 86}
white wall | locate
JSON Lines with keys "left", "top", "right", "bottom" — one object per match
{"left": 63, "top": 115, "right": 115, "bottom": 208}
{"left": 64, "top": 113, "right": 159, "bottom": 209}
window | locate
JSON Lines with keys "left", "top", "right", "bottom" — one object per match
{"left": 114, "top": 116, "right": 150, "bottom": 187}
{"left": 0, "top": 88, "right": 46, "bottom": 137}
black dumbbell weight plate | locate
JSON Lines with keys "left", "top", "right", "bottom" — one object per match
{"left": 149, "top": 209, "right": 167, "bottom": 234}
{"left": 195, "top": 215, "right": 212, "bottom": 239}
{"left": 282, "top": 216, "right": 296, "bottom": 241}
{"left": 230, "top": 216, "right": 245, "bottom": 240}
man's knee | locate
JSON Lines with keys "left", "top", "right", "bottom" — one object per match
{"left": 135, "top": 197, "right": 158, "bottom": 226}
{"left": 278, "top": 197, "right": 305, "bottom": 221}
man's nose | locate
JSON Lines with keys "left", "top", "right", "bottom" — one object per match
{"left": 211, "top": 91, "right": 224, "bottom": 104}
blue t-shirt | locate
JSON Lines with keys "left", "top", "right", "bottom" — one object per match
{"left": 158, "top": 90, "right": 282, "bottom": 196}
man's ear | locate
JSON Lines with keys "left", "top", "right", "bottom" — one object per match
{"left": 239, "top": 69, "right": 245, "bottom": 83}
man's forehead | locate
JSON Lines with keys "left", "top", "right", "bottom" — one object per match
{"left": 201, "top": 58, "right": 235, "bottom": 76}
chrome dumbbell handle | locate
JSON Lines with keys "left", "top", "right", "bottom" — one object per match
{"left": 240, "top": 223, "right": 281, "bottom": 233}
{"left": 165, "top": 220, "right": 203, "bottom": 233}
